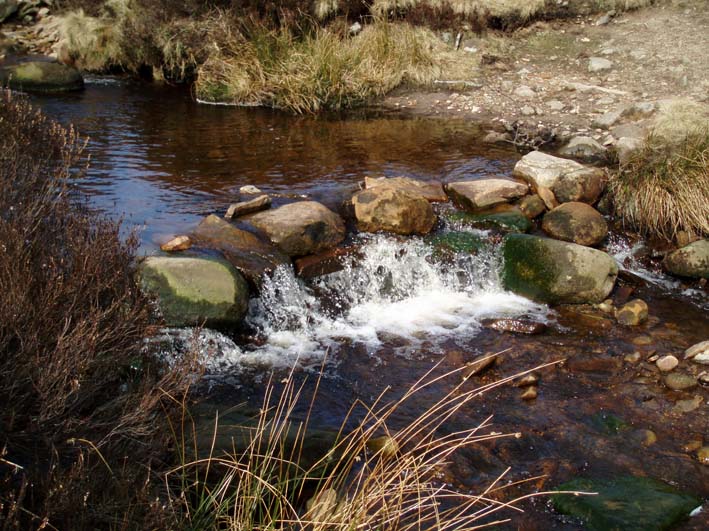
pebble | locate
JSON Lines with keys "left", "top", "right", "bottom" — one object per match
{"left": 685, "top": 340, "right": 709, "bottom": 360}
{"left": 239, "top": 185, "right": 263, "bottom": 194}
{"left": 521, "top": 105, "right": 536, "bottom": 116}
{"left": 546, "top": 99, "right": 564, "bottom": 111}
{"left": 698, "top": 447, "right": 709, "bottom": 465}
{"left": 664, "top": 372, "right": 698, "bottom": 391}
{"left": 674, "top": 395, "right": 703, "bottom": 413}
{"left": 624, "top": 352, "right": 642, "bottom": 364}
{"left": 588, "top": 57, "right": 613, "bottom": 73}
{"left": 521, "top": 387, "right": 538, "bottom": 400}
{"left": 515, "top": 374, "right": 539, "bottom": 387}
{"left": 632, "top": 336, "right": 654, "bottom": 346}
{"left": 514, "top": 85, "right": 536, "bottom": 98}
{"left": 684, "top": 440, "right": 703, "bottom": 453}
{"left": 462, "top": 354, "right": 497, "bottom": 379}
{"left": 160, "top": 235, "right": 191, "bottom": 252}
{"left": 597, "top": 299, "right": 614, "bottom": 313}
{"left": 616, "top": 299, "right": 649, "bottom": 326}
{"left": 656, "top": 355, "right": 678, "bottom": 372}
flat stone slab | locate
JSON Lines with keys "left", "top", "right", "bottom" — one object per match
{"left": 513, "top": 151, "right": 605, "bottom": 204}
{"left": 247, "top": 201, "right": 345, "bottom": 257}
{"left": 445, "top": 178, "right": 528, "bottom": 211}
{"left": 364, "top": 176, "right": 448, "bottom": 202}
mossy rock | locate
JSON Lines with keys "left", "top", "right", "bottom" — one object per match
{"left": 443, "top": 209, "right": 532, "bottom": 233}
{"left": 140, "top": 256, "right": 249, "bottom": 328}
{"left": 427, "top": 231, "right": 487, "bottom": 255}
{"left": 589, "top": 412, "right": 629, "bottom": 436}
{"left": 0, "top": 61, "right": 84, "bottom": 93}
{"left": 501, "top": 234, "right": 618, "bottom": 304}
{"left": 552, "top": 476, "right": 700, "bottom": 531}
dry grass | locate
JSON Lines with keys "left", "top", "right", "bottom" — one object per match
{"left": 196, "top": 19, "right": 477, "bottom": 113}
{"left": 609, "top": 99, "right": 709, "bottom": 241}
{"left": 166, "top": 358, "right": 575, "bottom": 530}
{"left": 371, "top": 0, "right": 546, "bottom": 19}
{"left": 0, "top": 89, "right": 202, "bottom": 529}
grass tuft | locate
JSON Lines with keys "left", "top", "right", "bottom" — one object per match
{"left": 196, "top": 20, "right": 477, "bottom": 113}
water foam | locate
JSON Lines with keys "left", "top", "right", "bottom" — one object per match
{"left": 182, "top": 234, "right": 548, "bottom": 371}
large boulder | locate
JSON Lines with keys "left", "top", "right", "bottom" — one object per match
{"left": 247, "top": 201, "right": 345, "bottom": 257}
{"left": 445, "top": 178, "right": 528, "bottom": 211}
{"left": 192, "top": 215, "right": 289, "bottom": 286}
{"left": 541, "top": 202, "right": 608, "bottom": 247}
{"left": 352, "top": 186, "right": 435, "bottom": 235}
{"left": 512, "top": 151, "right": 605, "bottom": 204}
{"left": 501, "top": 234, "right": 618, "bottom": 304}
{"left": 662, "top": 239, "right": 709, "bottom": 279}
{"left": 0, "top": 61, "right": 84, "bottom": 93}
{"left": 140, "top": 256, "right": 249, "bottom": 328}
{"left": 364, "top": 176, "right": 447, "bottom": 202}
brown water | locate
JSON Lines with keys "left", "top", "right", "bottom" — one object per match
{"left": 35, "top": 78, "right": 708, "bottom": 529}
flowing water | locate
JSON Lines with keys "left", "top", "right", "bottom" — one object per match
{"left": 34, "top": 78, "right": 708, "bottom": 529}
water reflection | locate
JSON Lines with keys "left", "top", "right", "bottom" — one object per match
{"left": 33, "top": 77, "right": 516, "bottom": 250}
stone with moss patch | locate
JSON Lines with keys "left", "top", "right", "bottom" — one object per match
{"left": 552, "top": 476, "right": 700, "bottom": 531}
{"left": 501, "top": 234, "right": 618, "bottom": 304}
{"left": 427, "top": 231, "right": 487, "bottom": 256}
{"left": 140, "top": 256, "right": 249, "bottom": 328}
{"left": 0, "top": 61, "right": 84, "bottom": 93}
{"left": 662, "top": 239, "right": 709, "bottom": 279}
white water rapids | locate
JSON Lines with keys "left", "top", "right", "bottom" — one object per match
{"left": 158, "top": 234, "right": 551, "bottom": 372}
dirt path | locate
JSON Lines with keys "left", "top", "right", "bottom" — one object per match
{"left": 381, "top": 0, "right": 709, "bottom": 146}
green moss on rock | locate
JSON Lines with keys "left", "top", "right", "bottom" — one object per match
{"left": 140, "top": 256, "right": 249, "bottom": 328}
{"left": 552, "top": 476, "right": 700, "bottom": 531}
{"left": 427, "top": 231, "right": 487, "bottom": 255}
{"left": 0, "top": 61, "right": 84, "bottom": 93}
{"left": 443, "top": 209, "right": 532, "bottom": 233}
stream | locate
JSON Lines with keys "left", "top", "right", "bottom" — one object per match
{"left": 33, "top": 77, "right": 709, "bottom": 529}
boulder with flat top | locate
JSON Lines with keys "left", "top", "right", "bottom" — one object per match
{"left": 445, "top": 178, "right": 528, "bottom": 211}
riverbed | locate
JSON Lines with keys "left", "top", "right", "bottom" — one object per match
{"left": 33, "top": 78, "right": 709, "bottom": 530}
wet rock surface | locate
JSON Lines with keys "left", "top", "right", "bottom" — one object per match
{"left": 352, "top": 186, "right": 436, "bottom": 235}
{"left": 501, "top": 234, "right": 618, "bottom": 304}
{"left": 663, "top": 239, "right": 709, "bottom": 279}
{"left": 247, "top": 201, "right": 346, "bottom": 257}
{"left": 364, "top": 175, "right": 447, "bottom": 203}
{"left": 542, "top": 202, "right": 608, "bottom": 247}
{"left": 0, "top": 61, "right": 83, "bottom": 92}
{"left": 140, "top": 256, "right": 249, "bottom": 328}
{"left": 445, "top": 178, "right": 528, "bottom": 211}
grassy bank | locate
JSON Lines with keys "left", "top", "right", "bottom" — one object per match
{"left": 45, "top": 0, "right": 656, "bottom": 113}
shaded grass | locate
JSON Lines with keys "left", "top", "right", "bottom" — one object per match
{"left": 166, "top": 358, "right": 574, "bottom": 530}
{"left": 195, "top": 19, "right": 477, "bottom": 113}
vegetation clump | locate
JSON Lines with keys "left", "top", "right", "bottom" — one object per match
{"left": 0, "top": 89, "right": 199, "bottom": 529}
{"left": 609, "top": 99, "right": 709, "bottom": 241}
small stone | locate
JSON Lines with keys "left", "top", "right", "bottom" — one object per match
{"left": 546, "top": 100, "right": 564, "bottom": 111}
{"left": 366, "top": 435, "right": 399, "bottom": 457}
{"left": 640, "top": 429, "right": 657, "bottom": 447}
{"left": 521, "top": 105, "right": 536, "bottom": 116}
{"left": 521, "top": 387, "right": 538, "bottom": 400}
{"left": 160, "top": 235, "right": 191, "bottom": 252}
{"left": 518, "top": 194, "right": 546, "bottom": 219}
{"left": 698, "top": 447, "right": 709, "bottom": 465}
{"left": 515, "top": 374, "right": 539, "bottom": 387}
{"left": 225, "top": 195, "right": 271, "bottom": 219}
{"left": 514, "top": 85, "right": 536, "bottom": 98}
{"left": 632, "top": 335, "right": 654, "bottom": 348}
{"left": 239, "top": 185, "right": 262, "bottom": 195}
{"left": 624, "top": 352, "right": 642, "bottom": 364}
{"left": 699, "top": 372, "right": 709, "bottom": 386}
{"left": 588, "top": 57, "right": 613, "bottom": 73}
{"left": 664, "top": 372, "right": 698, "bottom": 391}
{"left": 616, "top": 299, "right": 649, "bottom": 326}
{"left": 483, "top": 131, "right": 511, "bottom": 144}
{"left": 349, "top": 21, "right": 362, "bottom": 36}
{"left": 482, "top": 318, "right": 546, "bottom": 335}
{"left": 597, "top": 299, "right": 614, "bottom": 313}
{"left": 616, "top": 137, "right": 644, "bottom": 165}
{"left": 683, "top": 440, "right": 703, "bottom": 453}
{"left": 591, "top": 109, "right": 623, "bottom": 130}
{"left": 558, "top": 136, "right": 607, "bottom": 163}
{"left": 684, "top": 340, "right": 709, "bottom": 360}
{"left": 462, "top": 354, "right": 497, "bottom": 379}
{"left": 674, "top": 395, "right": 703, "bottom": 413}
{"left": 656, "top": 355, "right": 678, "bottom": 372}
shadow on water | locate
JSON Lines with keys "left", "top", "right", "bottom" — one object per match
{"left": 34, "top": 79, "right": 708, "bottom": 529}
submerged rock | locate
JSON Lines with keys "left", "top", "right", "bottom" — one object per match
{"left": 248, "top": 201, "right": 346, "bottom": 256}
{"left": 513, "top": 151, "right": 605, "bottom": 204}
{"left": 352, "top": 186, "right": 435, "bottom": 235}
{"left": 445, "top": 178, "right": 528, "bottom": 211}
{"left": 685, "top": 340, "right": 709, "bottom": 361}
{"left": 552, "top": 476, "right": 700, "bottom": 531}
{"left": 444, "top": 208, "right": 531, "bottom": 233}
{"left": 427, "top": 231, "right": 487, "bottom": 255}
{"left": 663, "top": 239, "right": 709, "bottom": 279}
{"left": 482, "top": 318, "right": 547, "bottom": 335}
{"left": 542, "top": 202, "right": 608, "bottom": 247}
{"left": 501, "top": 234, "right": 618, "bottom": 304}
{"left": 664, "top": 372, "right": 698, "bottom": 391}
{"left": 294, "top": 246, "right": 359, "bottom": 279}
{"left": 140, "top": 256, "right": 249, "bottom": 328}
{"left": 0, "top": 61, "right": 83, "bottom": 93}
{"left": 616, "top": 299, "right": 649, "bottom": 326}
{"left": 364, "top": 176, "right": 447, "bottom": 202}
